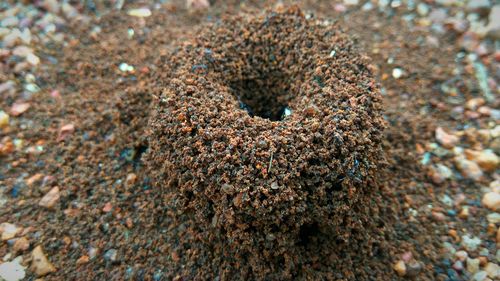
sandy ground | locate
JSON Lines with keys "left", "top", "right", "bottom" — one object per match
{"left": 0, "top": 0, "right": 499, "bottom": 280}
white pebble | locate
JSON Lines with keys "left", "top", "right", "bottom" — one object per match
{"left": 0, "top": 256, "right": 25, "bottom": 281}
{"left": 472, "top": 270, "right": 487, "bottom": 281}
{"left": 462, "top": 235, "right": 481, "bottom": 251}
{"left": 127, "top": 8, "right": 152, "bottom": 18}
{"left": 482, "top": 192, "right": 500, "bottom": 211}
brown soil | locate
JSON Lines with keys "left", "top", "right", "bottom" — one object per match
{"left": 146, "top": 7, "right": 387, "bottom": 279}
{"left": 0, "top": 0, "right": 497, "bottom": 280}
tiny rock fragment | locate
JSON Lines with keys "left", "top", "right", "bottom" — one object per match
{"left": 0, "top": 111, "right": 9, "bottom": 128}
{"left": 456, "top": 250, "right": 468, "bottom": 261}
{"left": 487, "top": 213, "right": 500, "bottom": 224}
{"left": 462, "top": 235, "right": 482, "bottom": 252}
{"left": 12, "top": 46, "right": 33, "bottom": 57}
{"left": 104, "top": 249, "right": 118, "bottom": 262}
{"left": 127, "top": 8, "right": 152, "bottom": 17}
{"left": 401, "top": 252, "right": 412, "bottom": 262}
{"left": 482, "top": 192, "right": 500, "bottom": 211}
{"left": 0, "top": 256, "right": 26, "bottom": 281}
{"left": 393, "top": 260, "right": 406, "bottom": 276}
{"left": 465, "top": 149, "right": 499, "bottom": 172}
{"left": 458, "top": 206, "right": 469, "bottom": 219}
{"left": 26, "top": 53, "right": 40, "bottom": 66}
{"left": 76, "top": 255, "right": 89, "bottom": 266}
{"left": 26, "top": 173, "right": 44, "bottom": 186}
{"left": 432, "top": 211, "right": 446, "bottom": 221}
{"left": 465, "top": 97, "right": 485, "bottom": 111}
{"left": 171, "top": 251, "right": 180, "bottom": 262}
{"left": 484, "top": 262, "right": 499, "bottom": 279}
{"left": 472, "top": 271, "right": 487, "bottom": 281}
{"left": 0, "top": 223, "right": 20, "bottom": 241}
{"left": 436, "top": 127, "right": 459, "bottom": 149}
{"left": 429, "top": 164, "right": 453, "bottom": 184}
{"left": 10, "top": 102, "right": 30, "bottom": 117}
{"left": 454, "top": 156, "right": 483, "bottom": 180}
{"left": 43, "top": 0, "right": 60, "bottom": 14}
{"left": 466, "top": 0, "right": 492, "bottom": 14}
{"left": 63, "top": 236, "right": 71, "bottom": 246}
{"left": 31, "top": 245, "right": 56, "bottom": 277}
{"left": 271, "top": 182, "right": 279, "bottom": 190}
{"left": 453, "top": 260, "right": 464, "bottom": 271}
{"left": 187, "top": 0, "right": 210, "bottom": 9}
{"left": 125, "top": 173, "right": 137, "bottom": 186}
{"left": 392, "top": 68, "right": 404, "bottom": 79}
{"left": 13, "top": 237, "right": 30, "bottom": 253}
{"left": 467, "top": 257, "right": 480, "bottom": 273}
{"left": 125, "top": 217, "right": 133, "bottom": 228}
{"left": 485, "top": 5, "right": 500, "bottom": 39}
{"left": 38, "top": 187, "right": 60, "bottom": 209}
{"left": 57, "top": 124, "right": 75, "bottom": 142}
{"left": 102, "top": 202, "right": 112, "bottom": 212}
{"left": 118, "top": 62, "right": 134, "bottom": 72}
{"left": 343, "top": 0, "right": 359, "bottom": 5}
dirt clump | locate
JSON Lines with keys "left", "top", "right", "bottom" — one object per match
{"left": 146, "top": 7, "right": 390, "bottom": 279}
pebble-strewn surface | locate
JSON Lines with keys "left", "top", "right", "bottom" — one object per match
{"left": 0, "top": 0, "right": 498, "bottom": 280}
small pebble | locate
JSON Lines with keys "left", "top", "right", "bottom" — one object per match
{"left": 472, "top": 270, "right": 487, "bottom": 281}
{"left": 0, "top": 223, "right": 20, "bottom": 241}
{"left": 57, "top": 124, "right": 75, "bottom": 141}
{"left": 393, "top": 260, "right": 406, "bottom": 276}
{"left": 455, "top": 156, "right": 483, "bottom": 180}
{"left": 467, "top": 257, "right": 481, "bottom": 273}
{"left": 465, "top": 98, "right": 486, "bottom": 111}
{"left": 456, "top": 250, "right": 468, "bottom": 261}
{"left": 38, "top": 186, "right": 60, "bottom": 209}
{"left": 76, "top": 255, "right": 89, "bottom": 266}
{"left": 119, "top": 62, "right": 134, "bottom": 72}
{"left": 127, "top": 8, "right": 152, "bottom": 18}
{"left": 482, "top": 192, "right": 500, "bottom": 211}
{"left": 0, "top": 256, "right": 25, "bottom": 281}
{"left": 0, "top": 111, "right": 9, "bottom": 128}
{"left": 12, "top": 46, "right": 33, "bottom": 57}
{"left": 487, "top": 213, "right": 500, "bottom": 224}
{"left": 12, "top": 237, "right": 30, "bottom": 253}
{"left": 26, "top": 53, "right": 40, "bottom": 66}
{"left": 452, "top": 260, "right": 464, "bottom": 271}
{"left": 458, "top": 206, "right": 469, "bottom": 219}
{"left": 125, "top": 173, "right": 137, "bottom": 186}
{"left": 187, "top": 0, "right": 210, "bottom": 9}
{"left": 462, "top": 235, "right": 481, "bottom": 251}
{"left": 392, "top": 68, "right": 404, "bottom": 79}
{"left": 430, "top": 164, "right": 453, "bottom": 184}
{"left": 31, "top": 245, "right": 56, "bottom": 277}
{"left": 10, "top": 102, "right": 30, "bottom": 117}
{"left": 343, "top": 0, "right": 359, "bottom": 5}
{"left": 465, "top": 149, "right": 499, "bottom": 172}
{"left": 435, "top": 127, "right": 459, "bottom": 149}
{"left": 417, "top": 3, "right": 430, "bottom": 16}
{"left": 88, "top": 247, "right": 98, "bottom": 259}
{"left": 104, "top": 249, "right": 118, "bottom": 262}
{"left": 102, "top": 202, "right": 112, "bottom": 212}
{"left": 401, "top": 251, "right": 413, "bottom": 262}
{"left": 484, "top": 262, "right": 499, "bottom": 279}
{"left": 432, "top": 211, "right": 446, "bottom": 221}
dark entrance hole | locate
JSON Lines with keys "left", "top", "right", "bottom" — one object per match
{"left": 298, "top": 222, "right": 320, "bottom": 246}
{"left": 229, "top": 71, "right": 295, "bottom": 121}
